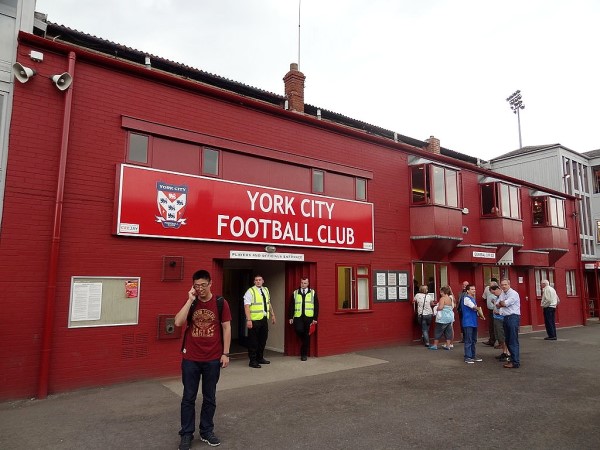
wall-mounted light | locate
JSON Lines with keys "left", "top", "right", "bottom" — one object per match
{"left": 12, "top": 62, "right": 36, "bottom": 83}
{"left": 50, "top": 72, "right": 73, "bottom": 91}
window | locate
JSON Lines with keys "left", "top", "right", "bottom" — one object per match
{"left": 482, "top": 266, "right": 501, "bottom": 285}
{"left": 410, "top": 164, "right": 459, "bottom": 207}
{"left": 592, "top": 167, "right": 600, "bottom": 193}
{"left": 413, "top": 262, "right": 448, "bottom": 297}
{"left": 356, "top": 178, "right": 367, "bottom": 201}
{"left": 534, "top": 268, "right": 555, "bottom": 297}
{"left": 566, "top": 270, "right": 577, "bottom": 296}
{"left": 563, "top": 157, "right": 573, "bottom": 195}
{"left": 532, "top": 197, "right": 566, "bottom": 227}
{"left": 337, "top": 265, "right": 370, "bottom": 310}
{"left": 313, "top": 170, "right": 324, "bottom": 194}
{"left": 480, "top": 182, "right": 521, "bottom": 219}
{"left": 596, "top": 221, "right": 600, "bottom": 244}
{"left": 202, "top": 147, "right": 219, "bottom": 176}
{"left": 128, "top": 133, "right": 149, "bottom": 164}
{"left": 126, "top": 133, "right": 223, "bottom": 176}
{"left": 411, "top": 165, "right": 428, "bottom": 203}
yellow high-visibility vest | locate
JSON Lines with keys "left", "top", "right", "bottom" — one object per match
{"left": 293, "top": 289, "right": 315, "bottom": 318}
{"left": 249, "top": 286, "right": 270, "bottom": 320}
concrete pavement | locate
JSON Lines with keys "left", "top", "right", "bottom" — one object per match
{"left": 2, "top": 322, "right": 599, "bottom": 449}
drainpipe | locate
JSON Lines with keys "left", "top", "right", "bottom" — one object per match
{"left": 38, "top": 51, "right": 76, "bottom": 399}
{"left": 572, "top": 197, "right": 587, "bottom": 325}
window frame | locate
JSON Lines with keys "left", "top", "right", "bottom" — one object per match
{"left": 566, "top": 270, "right": 577, "bottom": 296}
{"left": 532, "top": 196, "right": 566, "bottom": 227}
{"left": 312, "top": 169, "right": 324, "bottom": 194}
{"left": 126, "top": 132, "right": 152, "bottom": 166}
{"left": 126, "top": 133, "right": 223, "bottom": 177}
{"left": 593, "top": 166, "right": 600, "bottom": 194}
{"left": 355, "top": 177, "right": 367, "bottom": 201}
{"left": 534, "top": 268, "right": 555, "bottom": 297}
{"left": 202, "top": 146, "right": 221, "bottom": 177}
{"left": 480, "top": 182, "right": 521, "bottom": 219}
{"left": 412, "top": 262, "right": 449, "bottom": 298}
{"left": 335, "top": 264, "right": 371, "bottom": 312}
{"left": 410, "top": 163, "right": 460, "bottom": 208}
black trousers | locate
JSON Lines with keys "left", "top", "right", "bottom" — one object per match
{"left": 247, "top": 317, "right": 268, "bottom": 363}
{"left": 293, "top": 316, "right": 312, "bottom": 357}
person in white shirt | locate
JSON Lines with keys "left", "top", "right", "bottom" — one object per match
{"left": 496, "top": 279, "right": 521, "bottom": 369}
{"left": 541, "top": 280, "right": 559, "bottom": 340}
{"left": 482, "top": 277, "right": 499, "bottom": 346}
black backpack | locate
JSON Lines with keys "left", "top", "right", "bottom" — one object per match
{"left": 181, "top": 296, "right": 224, "bottom": 353}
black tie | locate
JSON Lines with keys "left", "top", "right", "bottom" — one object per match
{"left": 302, "top": 289, "right": 306, "bottom": 315}
{"left": 259, "top": 288, "right": 267, "bottom": 316}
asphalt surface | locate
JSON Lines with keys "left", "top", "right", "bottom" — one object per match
{"left": 2, "top": 322, "right": 599, "bottom": 450}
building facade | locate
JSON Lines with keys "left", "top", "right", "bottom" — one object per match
{"left": 489, "top": 144, "right": 599, "bottom": 317}
{"left": 0, "top": 21, "right": 585, "bottom": 400}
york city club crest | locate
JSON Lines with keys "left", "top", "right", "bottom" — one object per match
{"left": 156, "top": 181, "right": 188, "bottom": 229}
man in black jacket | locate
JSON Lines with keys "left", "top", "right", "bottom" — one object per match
{"left": 288, "top": 277, "right": 319, "bottom": 361}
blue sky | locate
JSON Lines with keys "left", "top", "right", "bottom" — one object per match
{"left": 35, "top": 0, "right": 600, "bottom": 160}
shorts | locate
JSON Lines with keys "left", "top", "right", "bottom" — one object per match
{"left": 434, "top": 322, "right": 453, "bottom": 340}
{"left": 493, "top": 318, "right": 505, "bottom": 343}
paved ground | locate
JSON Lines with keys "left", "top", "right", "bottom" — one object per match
{"left": 2, "top": 322, "right": 600, "bottom": 449}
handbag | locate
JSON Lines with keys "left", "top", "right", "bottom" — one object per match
{"left": 415, "top": 295, "right": 425, "bottom": 324}
{"left": 415, "top": 311, "right": 423, "bottom": 325}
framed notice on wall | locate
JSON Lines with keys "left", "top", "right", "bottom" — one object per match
{"left": 374, "top": 270, "right": 409, "bottom": 302}
{"left": 68, "top": 276, "right": 141, "bottom": 328}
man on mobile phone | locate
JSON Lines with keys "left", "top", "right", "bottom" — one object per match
{"left": 175, "top": 270, "right": 231, "bottom": 448}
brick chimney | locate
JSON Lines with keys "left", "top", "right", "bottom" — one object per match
{"left": 283, "top": 63, "right": 305, "bottom": 113}
{"left": 425, "top": 136, "right": 441, "bottom": 154}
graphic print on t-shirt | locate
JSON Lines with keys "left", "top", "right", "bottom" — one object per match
{"left": 192, "top": 308, "right": 217, "bottom": 338}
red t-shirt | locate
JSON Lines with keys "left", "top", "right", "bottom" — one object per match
{"left": 182, "top": 295, "right": 232, "bottom": 362}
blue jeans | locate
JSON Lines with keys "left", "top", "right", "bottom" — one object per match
{"left": 543, "top": 307, "right": 557, "bottom": 338}
{"left": 180, "top": 358, "right": 221, "bottom": 437}
{"left": 463, "top": 326, "right": 477, "bottom": 359}
{"left": 503, "top": 314, "right": 520, "bottom": 366}
{"left": 420, "top": 314, "right": 433, "bottom": 345}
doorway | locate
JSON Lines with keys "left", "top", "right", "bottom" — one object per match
{"left": 222, "top": 260, "right": 287, "bottom": 356}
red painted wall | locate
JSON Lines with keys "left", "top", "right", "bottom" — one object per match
{"left": 0, "top": 37, "right": 584, "bottom": 400}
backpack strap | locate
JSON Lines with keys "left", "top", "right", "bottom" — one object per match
{"left": 216, "top": 296, "right": 224, "bottom": 323}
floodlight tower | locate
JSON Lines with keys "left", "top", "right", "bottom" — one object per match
{"left": 506, "top": 90, "right": 525, "bottom": 149}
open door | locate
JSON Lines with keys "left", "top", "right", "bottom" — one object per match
{"left": 284, "top": 262, "right": 317, "bottom": 356}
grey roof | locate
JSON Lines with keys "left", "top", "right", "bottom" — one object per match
{"left": 582, "top": 149, "right": 600, "bottom": 158}
{"left": 491, "top": 144, "right": 562, "bottom": 161}
{"left": 42, "top": 22, "right": 480, "bottom": 166}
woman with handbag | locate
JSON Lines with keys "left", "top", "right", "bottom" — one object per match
{"left": 428, "top": 285, "right": 455, "bottom": 350}
{"left": 413, "top": 285, "right": 434, "bottom": 347}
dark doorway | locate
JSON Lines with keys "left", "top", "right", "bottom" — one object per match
{"left": 223, "top": 268, "right": 253, "bottom": 355}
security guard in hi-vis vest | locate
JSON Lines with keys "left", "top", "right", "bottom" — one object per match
{"left": 243, "top": 275, "right": 276, "bottom": 368}
{"left": 288, "top": 277, "right": 319, "bottom": 361}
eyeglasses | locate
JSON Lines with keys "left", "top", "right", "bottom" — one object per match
{"left": 193, "top": 282, "right": 210, "bottom": 289}
{"left": 490, "top": 286, "right": 500, "bottom": 290}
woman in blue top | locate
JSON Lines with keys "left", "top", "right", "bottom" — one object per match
{"left": 428, "top": 286, "right": 455, "bottom": 350}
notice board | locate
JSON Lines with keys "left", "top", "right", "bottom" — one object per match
{"left": 68, "top": 276, "right": 140, "bottom": 328}
{"left": 373, "top": 270, "right": 410, "bottom": 302}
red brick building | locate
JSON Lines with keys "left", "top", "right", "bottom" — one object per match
{"left": 0, "top": 24, "right": 585, "bottom": 400}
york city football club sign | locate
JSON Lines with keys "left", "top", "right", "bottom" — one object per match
{"left": 116, "top": 164, "right": 374, "bottom": 251}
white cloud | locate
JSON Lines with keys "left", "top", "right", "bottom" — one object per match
{"left": 35, "top": 0, "right": 600, "bottom": 159}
